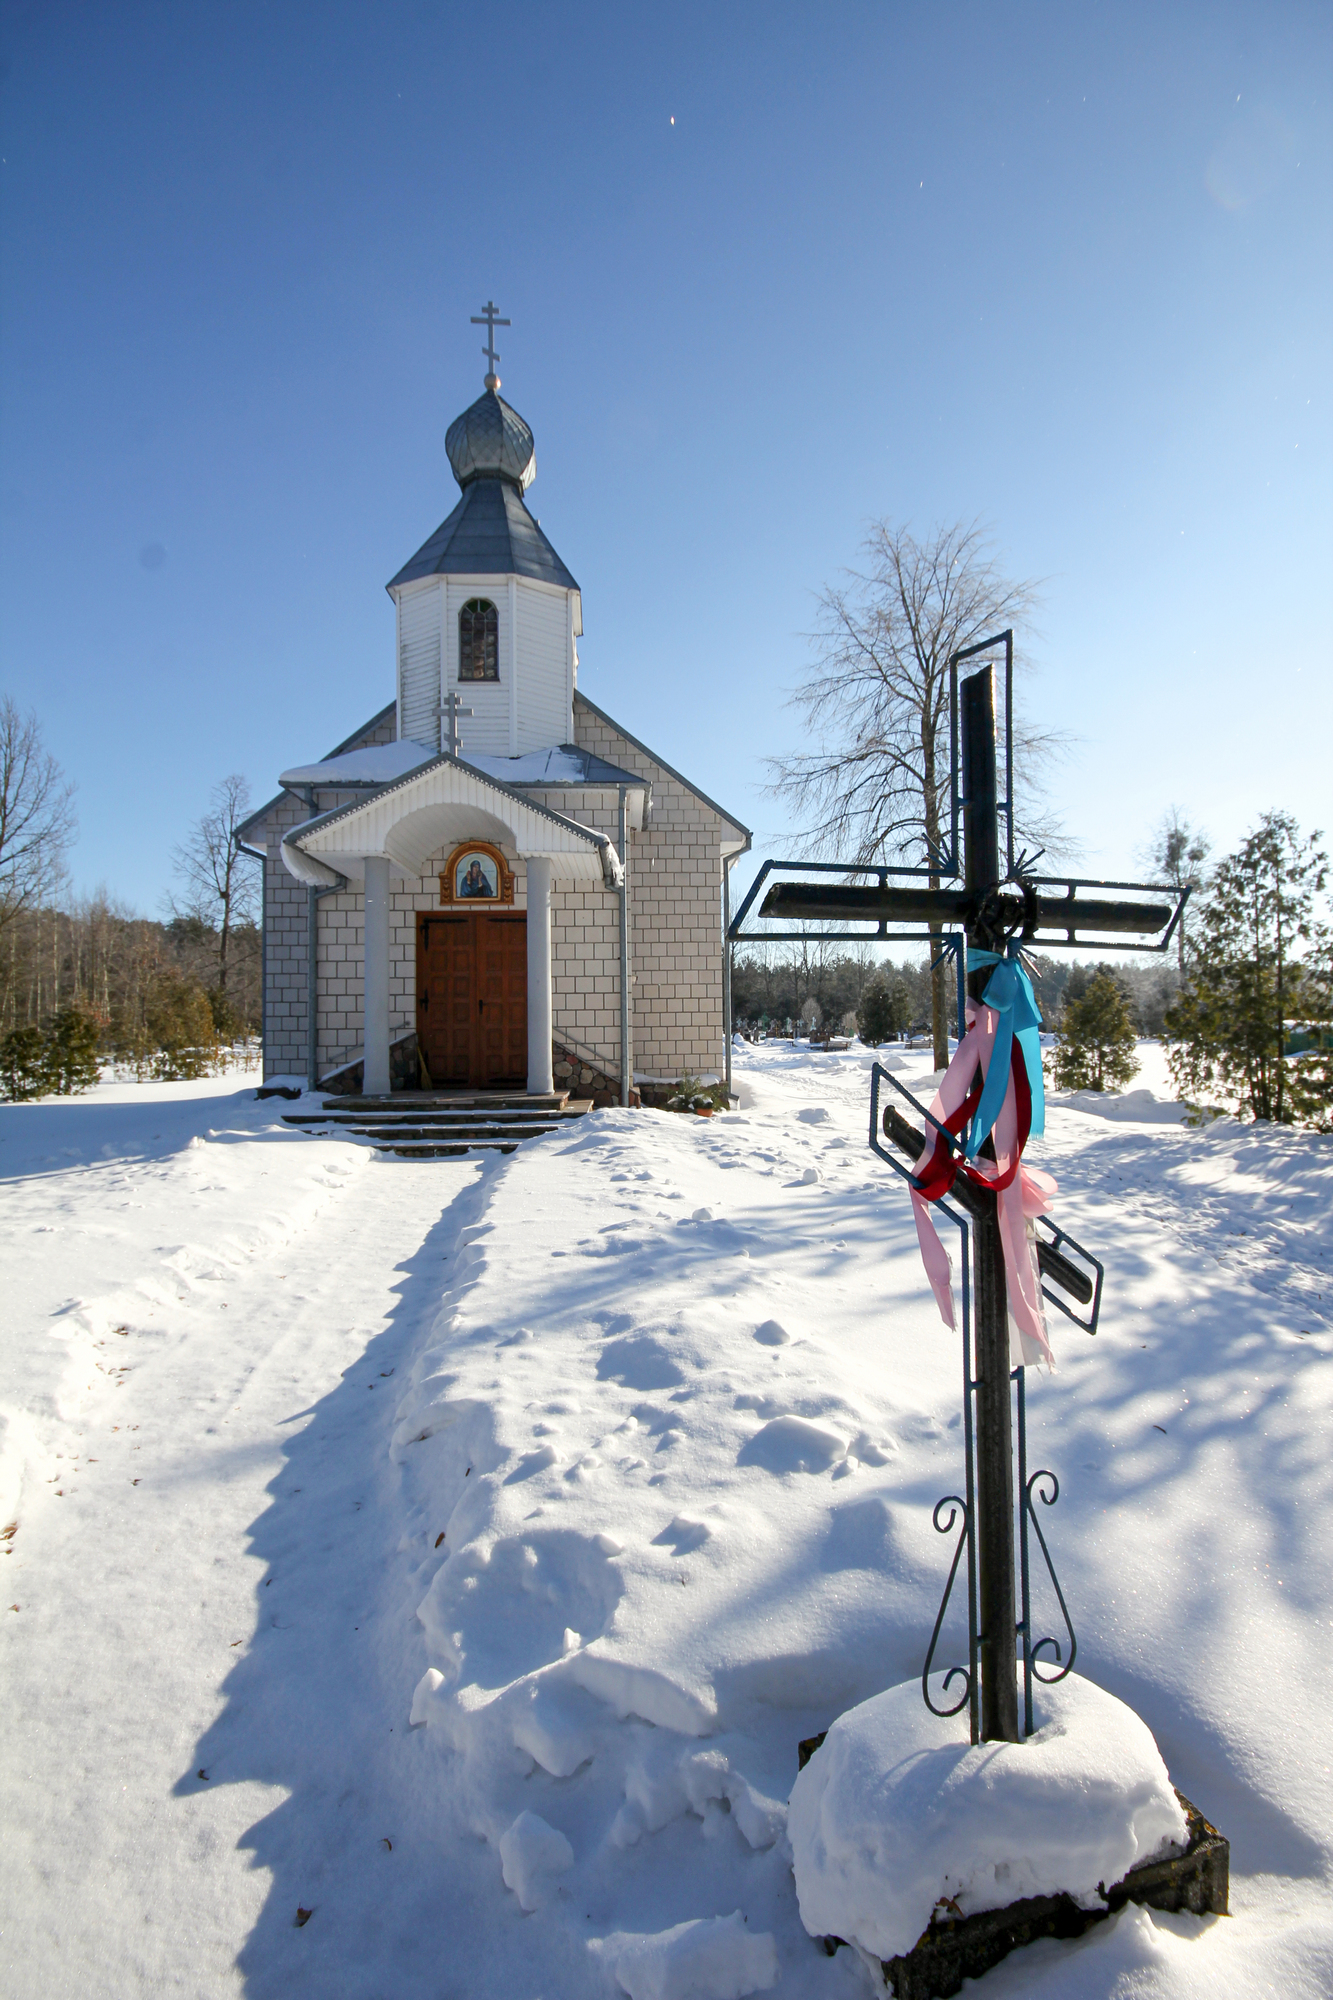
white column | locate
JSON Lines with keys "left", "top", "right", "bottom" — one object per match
{"left": 362, "top": 855, "right": 391, "bottom": 1097}
{"left": 525, "top": 855, "right": 553, "bottom": 1096}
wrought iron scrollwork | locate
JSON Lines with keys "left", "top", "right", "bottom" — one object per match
{"left": 1018, "top": 1367, "right": 1078, "bottom": 1735}
{"left": 921, "top": 1495, "right": 975, "bottom": 1722}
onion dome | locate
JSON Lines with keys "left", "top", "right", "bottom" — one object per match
{"left": 445, "top": 389, "right": 536, "bottom": 493}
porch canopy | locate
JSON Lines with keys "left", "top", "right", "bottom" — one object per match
{"left": 280, "top": 752, "right": 623, "bottom": 1096}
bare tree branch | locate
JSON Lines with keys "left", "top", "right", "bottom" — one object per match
{"left": 0, "top": 697, "right": 76, "bottom": 937}
{"left": 765, "top": 521, "right": 1068, "bottom": 1064}
{"left": 168, "top": 775, "right": 256, "bottom": 994}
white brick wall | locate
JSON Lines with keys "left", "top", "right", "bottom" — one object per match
{"left": 572, "top": 695, "right": 730, "bottom": 1081}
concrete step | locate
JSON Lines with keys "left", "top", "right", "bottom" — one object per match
{"left": 276, "top": 1090, "right": 593, "bottom": 1158}
{"left": 378, "top": 1140, "right": 522, "bottom": 1159}
{"left": 344, "top": 1123, "right": 562, "bottom": 1142}
{"left": 278, "top": 1120, "right": 572, "bottom": 1136}
{"left": 325, "top": 1091, "right": 574, "bottom": 1113}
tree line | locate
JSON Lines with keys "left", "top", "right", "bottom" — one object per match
{"left": 0, "top": 697, "right": 261, "bottom": 1095}
{"left": 732, "top": 945, "right": 1180, "bottom": 1044}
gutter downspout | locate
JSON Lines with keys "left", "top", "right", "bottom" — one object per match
{"left": 235, "top": 837, "right": 267, "bottom": 1073}
{"left": 618, "top": 785, "right": 631, "bottom": 1107}
{"left": 723, "top": 856, "right": 733, "bottom": 1103}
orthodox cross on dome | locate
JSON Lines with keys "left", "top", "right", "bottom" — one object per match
{"left": 471, "top": 300, "right": 510, "bottom": 390}
{"left": 437, "top": 690, "right": 474, "bottom": 758}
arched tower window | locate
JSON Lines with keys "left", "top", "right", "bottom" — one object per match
{"left": 458, "top": 598, "right": 499, "bottom": 681}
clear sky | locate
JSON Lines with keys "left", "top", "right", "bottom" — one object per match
{"left": 1, "top": 1, "right": 1329, "bottom": 915}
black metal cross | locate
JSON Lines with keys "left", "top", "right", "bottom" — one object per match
{"left": 739, "top": 632, "right": 1187, "bottom": 1745}
{"left": 471, "top": 301, "right": 510, "bottom": 387}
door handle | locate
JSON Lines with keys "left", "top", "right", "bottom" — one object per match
{"left": 419, "top": 992, "right": 429, "bottom": 1012}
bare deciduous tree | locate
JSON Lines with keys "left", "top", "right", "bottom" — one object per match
{"left": 1139, "top": 807, "right": 1209, "bottom": 974}
{"left": 169, "top": 774, "right": 257, "bottom": 997}
{"left": 767, "top": 522, "right": 1060, "bottom": 1068}
{"left": 0, "top": 697, "right": 76, "bottom": 938}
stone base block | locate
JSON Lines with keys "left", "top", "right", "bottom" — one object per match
{"left": 795, "top": 1735, "right": 1228, "bottom": 2000}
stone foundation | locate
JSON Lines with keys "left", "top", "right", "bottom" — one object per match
{"left": 552, "top": 1039, "right": 634, "bottom": 1110}
{"left": 322, "top": 1030, "right": 422, "bottom": 1096}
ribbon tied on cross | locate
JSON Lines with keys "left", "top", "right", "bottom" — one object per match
{"left": 908, "top": 943, "right": 1058, "bottom": 1368}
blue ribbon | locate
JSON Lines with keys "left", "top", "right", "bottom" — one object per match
{"left": 963, "top": 945, "right": 1045, "bottom": 1157}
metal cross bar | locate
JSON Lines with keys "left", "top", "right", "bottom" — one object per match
{"left": 471, "top": 300, "right": 511, "bottom": 382}
{"left": 758, "top": 879, "right": 1174, "bottom": 942}
{"left": 438, "top": 691, "right": 474, "bottom": 758}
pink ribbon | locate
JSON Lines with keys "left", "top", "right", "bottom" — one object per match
{"left": 908, "top": 1002, "right": 1057, "bottom": 1369}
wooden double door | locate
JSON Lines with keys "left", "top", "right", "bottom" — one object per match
{"left": 417, "top": 911, "right": 528, "bottom": 1089}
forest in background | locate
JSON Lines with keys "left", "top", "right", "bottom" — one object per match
{"left": 0, "top": 894, "right": 262, "bottom": 1051}
{"left": 730, "top": 945, "right": 1180, "bottom": 1042}
{"left": 1, "top": 699, "right": 261, "bottom": 1078}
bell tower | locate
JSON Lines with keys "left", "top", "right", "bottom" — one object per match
{"left": 386, "top": 309, "right": 583, "bottom": 759}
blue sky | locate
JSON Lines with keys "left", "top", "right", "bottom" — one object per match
{"left": 1, "top": 1, "right": 1329, "bottom": 913}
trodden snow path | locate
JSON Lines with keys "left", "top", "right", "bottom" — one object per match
{"left": 2, "top": 1046, "right": 1332, "bottom": 1999}
{"left": 0, "top": 1078, "right": 490, "bottom": 1997}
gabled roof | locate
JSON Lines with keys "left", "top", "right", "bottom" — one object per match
{"left": 387, "top": 477, "right": 578, "bottom": 594}
{"left": 574, "top": 691, "right": 752, "bottom": 856}
{"left": 280, "top": 748, "right": 621, "bottom": 890}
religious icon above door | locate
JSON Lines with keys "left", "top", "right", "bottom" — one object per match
{"left": 438, "top": 839, "right": 514, "bottom": 906}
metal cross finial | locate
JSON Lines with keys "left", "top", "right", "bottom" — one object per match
{"left": 437, "top": 690, "right": 474, "bottom": 759}
{"left": 470, "top": 300, "right": 510, "bottom": 389}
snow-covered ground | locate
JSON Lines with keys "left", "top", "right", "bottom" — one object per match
{"left": 2, "top": 1042, "right": 1331, "bottom": 1998}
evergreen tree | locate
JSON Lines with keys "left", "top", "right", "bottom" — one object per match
{"left": 857, "top": 970, "right": 911, "bottom": 1045}
{"left": 1049, "top": 967, "right": 1139, "bottom": 1091}
{"left": 1284, "top": 928, "right": 1333, "bottom": 1132}
{"left": 1165, "top": 813, "right": 1327, "bottom": 1123}
{"left": 0, "top": 1024, "right": 47, "bottom": 1100}
{"left": 0, "top": 1006, "right": 101, "bottom": 1099}
{"left": 43, "top": 1006, "right": 102, "bottom": 1094}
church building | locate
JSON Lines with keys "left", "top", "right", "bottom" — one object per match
{"left": 237, "top": 316, "right": 750, "bottom": 1105}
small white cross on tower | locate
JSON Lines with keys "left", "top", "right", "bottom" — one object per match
{"left": 437, "top": 690, "right": 474, "bottom": 759}
{"left": 471, "top": 300, "right": 510, "bottom": 391}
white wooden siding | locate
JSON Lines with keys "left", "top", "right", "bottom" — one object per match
{"left": 397, "top": 584, "right": 441, "bottom": 749}
{"left": 517, "top": 583, "right": 572, "bottom": 747}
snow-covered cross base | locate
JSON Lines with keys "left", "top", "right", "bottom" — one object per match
{"left": 789, "top": 1675, "right": 1229, "bottom": 1992}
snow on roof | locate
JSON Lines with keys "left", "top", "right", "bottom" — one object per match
{"left": 279, "top": 740, "right": 437, "bottom": 788}
{"left": 465, "top": 747, "right": 643, "bottom": 789}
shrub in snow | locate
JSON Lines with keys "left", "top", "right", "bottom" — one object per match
{"left": 590, "top": 1911, "right": 779, "bottom": 2000}
{"left": 857, "top": 971, "right": 911, "bottom": 1046}
{"left": 788, "top": 1672, "right": 1187, "bottom": 1963}
{"left": 0, "top": 1007, "right": 101, "bottom": 1101}
{"left": 1049, "top": 968, "right": 1139, "bottom": 1092}
{"left": 0, "top": 1025, "right": 48, "bottom": 1101}
{"left": 498, "top": 1810, "right": 573, "bottom": 1910}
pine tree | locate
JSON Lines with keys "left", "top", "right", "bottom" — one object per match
{"left": 1286, "top": 928, "right": 1333, "bottom": 1132}
{"left": 0, "top": 1024, "right": 47, "bottom": 1100}
{"left": 1049, "top": 967, "right": 1139, "bottom": 1091}
{"left": 1165, "top": 812, "right": 1327, "bottom": 1123}
{"left": 43, "top": 1006, "right": 101, "bottom": 1094}
{"left": 857, "top": 970, "right": 911, "bottom": 1045}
